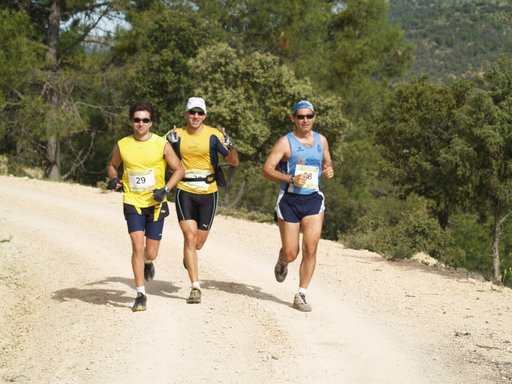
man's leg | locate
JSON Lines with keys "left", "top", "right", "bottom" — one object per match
{"left": 179, "top": 219, "right": 204, "bottom": 304}
{"left": 179, "top": 220, "right": 200, "bottom": 283}
{"left": 277, "top": 219, "right": 301, "bottom": 263}
{"left": 195, "top": 229, "right": 210, "bottom": 250}
{"left": 274, "top": 220, "right": 300, "bottom": 282}
{"left": 298, "top": 213, "right": 324, "bottom": 289}
{"left": 129, "top": 230, "right": 146, "bottom": 288}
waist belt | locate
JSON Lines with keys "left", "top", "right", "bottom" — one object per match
{"left": 182, "top": 174, "right": 216, "bottom": 184}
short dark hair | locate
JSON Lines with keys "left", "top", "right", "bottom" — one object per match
{"left": 129, "top": 102, "right": 155, "bottom": 120}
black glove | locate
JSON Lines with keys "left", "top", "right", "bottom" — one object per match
{"left": 152, "top": 187, "right": 169, "bottom": 202}
{"left": 107, "top": 177, "right": 121, "bottom": 191}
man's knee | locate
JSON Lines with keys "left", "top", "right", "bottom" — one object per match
{"left": 281, "top": 247, "right": 299, "bottom": 262}
{"left": 302, "top": 243, "right": 319, "bottom": 258}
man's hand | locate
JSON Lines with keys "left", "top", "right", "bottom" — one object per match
{"left": 107, "top": 177, "right": 122, "bottom": 191}
{"left": 322, "top": 162, "right": 334, "bottom": 179}
{"left": 222, "top": 128, "right": 234, "bottom": 149}
{"left": 166, "top": 125, "right": 178, "bottom": 144}
{"left": 293, "top": 173, "right": 309, "bottom": 187}
{"left": 152, "top": 187, "right": 169, "bottom": 202}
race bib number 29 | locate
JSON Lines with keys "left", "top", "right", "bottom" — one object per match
{"left": 294, "top": 164, "right": 319, "bottom": 190}
{"left": 127, "top": 169, "right": 156, "bottom": 192}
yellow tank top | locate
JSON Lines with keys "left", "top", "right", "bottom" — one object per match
{"left": 118, "top": 134, "right": 167, "bottom": 207}
{"left": 171, "top": 125, "right": 226, "bottom": 194}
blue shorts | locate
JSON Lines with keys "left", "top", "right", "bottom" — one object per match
{"left": 123, "top": 203, "right": 169, "bottom": 240}
{"left": 274, "top": 190, "right": 325, "bottom": 223}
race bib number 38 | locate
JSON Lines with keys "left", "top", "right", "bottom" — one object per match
{"left": 127, "top": 169, "right": 156, "bottom": 192}
{"left": 294, "top": 164, "right": 319, "bottom": 190}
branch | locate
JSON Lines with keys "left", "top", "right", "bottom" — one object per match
{"left": 498, "top": 210, "right": 512, "bottom": 227}
{"left": 62, "top": 130, "right": 97, "bottom": 180}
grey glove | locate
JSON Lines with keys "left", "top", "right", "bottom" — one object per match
{"left": 166, "top": 130, "right": 178, "bottom": 144}
{"left": 224, "top": 131, "right": 234, "bottom": 149}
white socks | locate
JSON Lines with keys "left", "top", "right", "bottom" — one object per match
{"left": 136, "top": 286, "right": 146, "bottom": 295}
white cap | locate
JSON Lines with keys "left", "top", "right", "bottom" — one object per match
{"left": 186, "top": 97, "right": 207, "bottom": 113}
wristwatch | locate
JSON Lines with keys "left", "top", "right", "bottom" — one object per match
{"left": 289, "top": 175, "right": 295, "bottom": 186}
{"left": 164, "top": 186, "right": 170, "bottom": 193}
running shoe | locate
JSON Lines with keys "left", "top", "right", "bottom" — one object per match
{"left": 144, "top": 261, "right": 155, "bottom": 281}
{"left": 132, "top": 292, "right": 147, "bottom": 312}
{"left": 293, "top": 293, "right": 312, "bottom": 312}
{"left": 186, "top": 288, "right": 201, "bottom": 304}
{"left": 274, "top": 258, "right": 288, "bottom": 282}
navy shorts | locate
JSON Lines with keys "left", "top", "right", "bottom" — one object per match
{"left": 274, "top": 190, "right": 325, "bottom": 223}
{"left": 175, "top": 189, "right": 218, "bottom": 231}
{"left": 123, "top": 203, "right": 169, "bottom": 240}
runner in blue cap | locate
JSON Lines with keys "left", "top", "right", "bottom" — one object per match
{"left": 262, "top": 100, "right": 334, "bottom": 312}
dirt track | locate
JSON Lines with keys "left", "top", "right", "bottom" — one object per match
{"left": 0, "top": 175, "right": 511, "bottom": 383}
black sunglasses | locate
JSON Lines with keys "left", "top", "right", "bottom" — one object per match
{"left": 295, "top": 114, "right": 315, "bottom": 120}
{"left": 188, "top": 110, "right": 205, "bottom": 116}
{"left": 132, "top": 117, "right": 151, "bottom": 123}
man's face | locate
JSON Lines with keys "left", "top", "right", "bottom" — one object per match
{"left": 131, "top": 110, "right": 153, "bottom": 136}
{"left": 184, "top": 108, "right": 207, "bottom": 129}
{"left": 291, "top": 108, "right": 316, "bottom": 131}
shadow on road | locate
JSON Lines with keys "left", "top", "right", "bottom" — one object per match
{"left": 202, "top": 279, "right": 290, "bottom": 307}
{"left": 51, "top": 276, "right": 181, "bottom": 308}
{"left": 52, "top": 277, "right": 291, "bottom": 309}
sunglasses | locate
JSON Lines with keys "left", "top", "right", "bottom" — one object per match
{"left": 295, "top": 114, "right": 315, "bottom": 120}
{"left": 188, "top": 110, "right": 205, "bottom": 116}
{"left": 132, "top": 117, "right": 151, "bottom": 123}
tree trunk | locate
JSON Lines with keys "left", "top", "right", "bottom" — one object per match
{"left": 437, "top": 207, "right": 449, "bottom": 230}
{"left": 491, "top": 198, "right": 503, "bottom": 283}
{"left": 44, "top": 0, "right": 61, "bottom": 180}
{"left": 229, "top": 178, "right": 247, "bottom": 208}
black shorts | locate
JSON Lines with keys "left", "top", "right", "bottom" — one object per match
{"left": 175, "top": 189, "right": 218, "bottom": 231}
{"left": 274, "top": 190, "right": 325, "bottom": 223}
{"left": 123, "top": 202, "right": 169, "bottom": 240}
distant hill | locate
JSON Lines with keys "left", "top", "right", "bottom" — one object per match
{"left": 389, "top": 0, "right": 512, "bottom": 82}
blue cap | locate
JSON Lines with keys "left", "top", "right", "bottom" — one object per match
{"left": 293, "top": 100, "right": 314, "bottom": 114}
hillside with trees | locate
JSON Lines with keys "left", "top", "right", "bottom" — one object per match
{"left": 389, "top": 0, "right": 512, "bottom": 81}
{"left": 1, "top": 0, "right": 512, "bottom": 287}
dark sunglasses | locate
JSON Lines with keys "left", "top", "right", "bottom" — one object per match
{"left": 188, "top": 110, "right": 205, "bottom": 116}
{"left": 132, "top": 117, "right": 151, "bottom": 123}
{"left": 295, "top": 114, "right": 315, "bottom": 120}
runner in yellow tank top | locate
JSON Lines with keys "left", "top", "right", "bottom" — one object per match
{"left": 165, "top": 97, "right": 239, "bottom": 304}
{"left": 106, "top": 102, "right": 184, "bottom": 312}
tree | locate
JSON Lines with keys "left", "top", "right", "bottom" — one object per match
{"left": 0, "top": 9, "right": 44, "bottom": 164}
{"left": 372, "top": 77, "right": 471, "bottom": 229}
{"left": 325, "top": 0, "right": 414, "bottom": 119}
{"left": 454, "top": 58, "right": 512, "bottom": 282}
{"left": 2, "top": 0, "right": 124, "bottom": 180}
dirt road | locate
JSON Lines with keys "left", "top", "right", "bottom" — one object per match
{"left": 0, "top": 175, "right": 511, "bottom": 383}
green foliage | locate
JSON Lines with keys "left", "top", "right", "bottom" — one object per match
{"left": 0, "top": 9, "right": 44, "bottom": 151}
{"left": 0, "top": 10, "right": 42, "bottom": 95}
{"left": 448, "top": 213, "right": 493, "bottom": 277}
{"left": 342, "top": 193, "right": 464, "bottom": 262}
{"left": 372, "top": 77, "right": 472, "bottom": 227}
{"left": 389, "top": 0, "right": 512, "bottom": 82}
{"left": 326, "top": 0, "right": 414, "bottom": 119}
{"left": 113, "top": 2, "right": 220, "bottom": 124}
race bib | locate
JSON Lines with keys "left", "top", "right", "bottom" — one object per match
{"left": 127, "top": 169, "right": 156, "bottom": 192}
{"left": 294, "top": 164, "right": 319, "bottom": 190}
